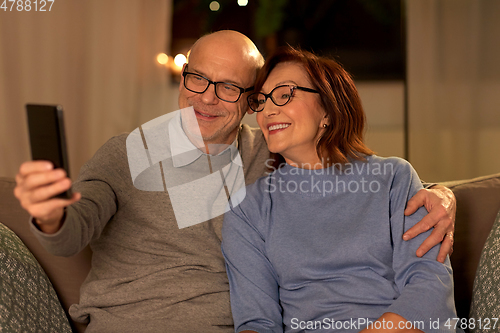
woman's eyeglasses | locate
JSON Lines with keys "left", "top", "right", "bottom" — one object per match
{"left": 247, "top": 85, "right": 319, "bottom": 112}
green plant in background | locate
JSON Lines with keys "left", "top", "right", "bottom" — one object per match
{"left": 254, "top": 0, "right": 289, "bottom": 39}
{"left": 357, "top": 0, "right": 400, "bottom": 25}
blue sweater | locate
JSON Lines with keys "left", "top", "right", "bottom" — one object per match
{"left": 222, "top": 156, "right": 458, "bottom": 333}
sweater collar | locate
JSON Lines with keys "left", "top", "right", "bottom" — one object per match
{"left": 168, "top": 109, "right": 240, "bottom": 168}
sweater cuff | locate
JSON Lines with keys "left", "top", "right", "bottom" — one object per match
{"left": 237, "top": 325, "right": 275, "bottom": 333}
{"left": 421, "top": 182, "right": 437, "bottom": 189}
{"left": 29, "top": 209, "right": 67, "bottom": 236}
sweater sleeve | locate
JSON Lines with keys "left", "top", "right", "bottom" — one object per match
{"left": 387, "top": 159, "right": 457, "bottom": 332}
{"left": 30, "top": 135, "right": 130, "bottom": 256}
{"left": 221, "top": 182, "right": 283, "bottom": 333}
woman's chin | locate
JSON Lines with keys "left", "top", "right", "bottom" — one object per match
{"left": 267, "top": 145, "right": 285, "bottom": 155}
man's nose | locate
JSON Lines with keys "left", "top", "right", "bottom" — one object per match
{"left": 200, "top": 82, "right": 219, "bottom": 104}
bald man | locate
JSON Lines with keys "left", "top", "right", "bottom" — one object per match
{"left": 15, "top": 31, "right": 455, "bottom": 332}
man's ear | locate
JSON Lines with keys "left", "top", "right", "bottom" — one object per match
{"left": 178, "top": 63, "right": 187, "bottom": 92}
{"left": 247, "top": 109, "right": 255, "bottom": 115}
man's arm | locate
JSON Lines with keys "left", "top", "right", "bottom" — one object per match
{"left": 15, "top": 135, "right": 127, "bottom": 256}
{"left": 403, "top": 185, "right": 456, "bottom": 263}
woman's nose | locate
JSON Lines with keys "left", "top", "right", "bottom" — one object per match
{"left": 261, "top": 99, "right": 280, "bottom": 117}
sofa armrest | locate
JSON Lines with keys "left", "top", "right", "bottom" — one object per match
{"left": 438, "top": 173, "right": 500, "bottom": 319}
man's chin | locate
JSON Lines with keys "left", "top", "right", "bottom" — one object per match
{"left": 199, "top": 131, "right": 221, "bottom": 143}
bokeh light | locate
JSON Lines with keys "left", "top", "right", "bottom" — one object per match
{"left": 174, "top": 54, "right": 187, "bottom": 68}
{"left": 209, "top": 1, "right": 220, "bottom": 11}
{"left": 156, "top": 53, "right": 169, "bottom": 65}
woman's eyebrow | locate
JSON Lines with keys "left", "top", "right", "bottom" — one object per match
{"left": 261, "top": 81, "right": 297, "bottom": 94}
{"left": 275, "top": 80, "right": 299, "bottom": 87}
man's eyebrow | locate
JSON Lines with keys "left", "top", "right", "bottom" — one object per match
{"left": 188, "top": 67, "right": 244, "bottom": 87}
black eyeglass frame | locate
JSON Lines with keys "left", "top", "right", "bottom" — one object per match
{"left": 182, "top": 67, "right": 254, "bottom": 103}
{"left": 247, "top": 85, "right": 320, "bottom": 112}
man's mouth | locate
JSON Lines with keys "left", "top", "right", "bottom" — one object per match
{"left": 267, "top": 123, "right": 291, "bottom": 134}
{"left": 195, "top": 109, "right": 219, "bottom": 120}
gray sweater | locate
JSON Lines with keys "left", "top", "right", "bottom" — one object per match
{"left": 31, "top": 124, "right": 270, "bottom": 333}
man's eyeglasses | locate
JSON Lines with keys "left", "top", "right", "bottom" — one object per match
{"left": 182, "top": 67, "right": 254, "bottom": 103}
{"left": 247, "top": 85, "right": 319, "bottom": 112}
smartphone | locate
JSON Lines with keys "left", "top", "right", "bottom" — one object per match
{"left": 26, "top": 104, "right": 72, "bottom": 199}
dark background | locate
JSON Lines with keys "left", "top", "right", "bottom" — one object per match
{"left": 172, "top": 0, "right": 405, "bottom": 80}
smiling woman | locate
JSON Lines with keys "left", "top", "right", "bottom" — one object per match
{"left": 221, "top": 46, "right": 461, "bottom": 333}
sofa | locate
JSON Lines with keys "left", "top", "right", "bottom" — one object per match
{"left": 1, "top": 173, "right": 499, "bottom": 333}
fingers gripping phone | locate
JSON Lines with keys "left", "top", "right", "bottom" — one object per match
{"left": 26, "top": 104, "right": 72, "bottom": 199}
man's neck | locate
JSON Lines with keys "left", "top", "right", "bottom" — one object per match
{"left": 188, "top": 132, "right": 239, "bottom": 156}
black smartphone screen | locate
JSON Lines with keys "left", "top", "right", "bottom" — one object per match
{"left": 26, "top": 104, "right": 72, "bottom": 199}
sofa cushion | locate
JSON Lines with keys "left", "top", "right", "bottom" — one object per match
{"left": 440, "top": 173, "right": 500, "bottom": 319}
{"left": 0, "top": 222, "right": 72, "bottom": 332}
{"left": 469, "top": 209, "right": 500, "bottom": 321}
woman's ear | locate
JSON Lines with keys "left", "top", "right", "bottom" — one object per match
{"left": 321, "top": 115, "right": 330, "bottom": 128}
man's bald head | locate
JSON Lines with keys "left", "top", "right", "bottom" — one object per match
{"left": 188, "top": 30, "right": 264, "bottom": 83}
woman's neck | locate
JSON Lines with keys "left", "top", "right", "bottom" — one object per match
{"left": 283, "top": 155, "right": 326, "bottom": 170}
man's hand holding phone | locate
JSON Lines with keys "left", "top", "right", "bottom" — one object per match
{"left": 14, "top": 161, "right": 81, "bottom": 234}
